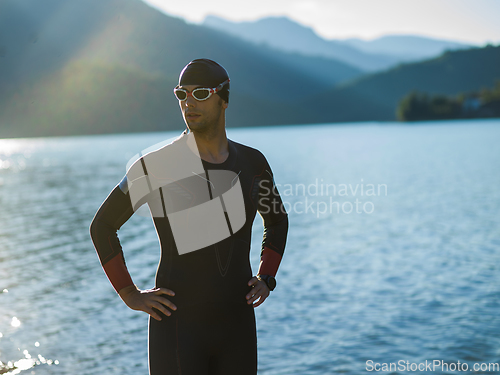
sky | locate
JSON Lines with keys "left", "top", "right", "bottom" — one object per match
{"left": 141, "top": 0, "right": 500, "bottom": 45}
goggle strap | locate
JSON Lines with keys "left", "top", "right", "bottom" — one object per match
{"left": 214, "top": 79, "right": 230, "bottom": 93}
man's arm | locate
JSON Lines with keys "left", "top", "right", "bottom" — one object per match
{"left": 89, "top": 175, "right": 176, "bottom": 320}
{"left": 247, "top": 158, "right": 289, "bottom": 307}
{"left": 89, "top": 180, "right": 135, "bottom": 292}
{"left": 257, "top": 161, "right": 289, "bottom": 276}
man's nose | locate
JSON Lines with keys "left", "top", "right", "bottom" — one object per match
{"left": 185, "top": 95, "right": 196, "bottom": 107}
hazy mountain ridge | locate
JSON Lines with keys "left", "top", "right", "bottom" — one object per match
{"left": 344, "top": 35, "right": 472, "bottom": 60}
{"left": 202, "top": 15, "right": 473, "bottom": 71}
{"left": 203, "top": 15, "right": 397, "bottom": 71}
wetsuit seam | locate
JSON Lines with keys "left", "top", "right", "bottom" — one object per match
{"left": 158, "top": 187, "right": 167, "bottom": 218}
{"left": 103, "top": 235, "right": 118, "bottom": 263}
{"left": 214, "top": 241, "right": 233, "bottom": 277}
{"left": 140, "top": 158, "right": 153, "bottom": 192}
{"left": 204, "top": 169, "right": 214, "bottom": 200}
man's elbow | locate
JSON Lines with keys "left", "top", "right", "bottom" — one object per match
{"left": 276, "top": 212, "right": 289, "bottom": 228}
{"left": 89, "top": 216, "right": 101, "bottom": 243}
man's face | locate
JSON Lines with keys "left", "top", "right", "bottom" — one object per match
{"left": 178, "top": 85, "right": 228, "bottom": 133}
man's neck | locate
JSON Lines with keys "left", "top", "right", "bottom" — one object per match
{"left": 191, "top": 127, "right": 229, "bottom": 164}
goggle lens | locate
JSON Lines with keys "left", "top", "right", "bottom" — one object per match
{"left": 174, "top": 88, "right": 212, "bottom": 101}
{"left": 193, "top": 89, "right": 211, "bottom": 100}
{"left": 174, "top": 90, "right": 187, "bottom": 101}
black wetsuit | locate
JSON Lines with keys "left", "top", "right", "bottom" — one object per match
{"left": 90, "top": 130, "right": 288, "bottom": 374}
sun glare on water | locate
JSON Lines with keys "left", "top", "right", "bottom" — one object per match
{"left": 10, "top": 317, "right": 21, "bottom": 328}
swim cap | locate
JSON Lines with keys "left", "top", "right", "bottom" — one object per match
{"left": 178, "top": 59, "right": 230, "bottom": 103}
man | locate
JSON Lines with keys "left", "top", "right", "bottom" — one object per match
{"left": 90, "top": 58, "right": 288, "bottom": 374}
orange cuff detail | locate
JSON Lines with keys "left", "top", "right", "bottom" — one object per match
{"left": 102, "top": 254, "right": 134, "bottom": 293}
{"left": 258, "top": 247, "right": 282, "bottom": 277}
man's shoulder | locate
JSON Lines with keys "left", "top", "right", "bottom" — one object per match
{"left": 229, "top": 139, "right": 268, "bottom": 166}
{"left": 125, "top": 130, "right": 204, "bottom": 186}
{"left": 127, "top": 131, "right": 187, "bottom": 165}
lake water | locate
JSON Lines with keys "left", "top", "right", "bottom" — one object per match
{"left": 1, "top": 119, "right": 500, "bottom": 374}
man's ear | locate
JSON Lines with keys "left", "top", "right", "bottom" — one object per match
{"left": 219, "top": 96, "right": 228, "bottom": 109}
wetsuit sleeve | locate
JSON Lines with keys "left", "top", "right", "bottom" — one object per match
{"left": 256, "top": 159, "right": 289, "bottom": 278}
{"left": 89, "top": 176, "right": 137, "bottom": 293}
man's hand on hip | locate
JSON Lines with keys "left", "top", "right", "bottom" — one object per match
{"left": 246, "top": 277, "right": 270, "bottom": 307}
{"left": 118, "top": 285, "right": 177, "bottom": 321}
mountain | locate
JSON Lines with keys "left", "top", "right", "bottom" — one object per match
{"left": 203, "top": 15, "right": 397, "bottom": 72}
{"left": 343, "top": 35, "right": 472, "bottom": 61}
{"left": 0, "top": 0, "right": 361, "bottom": 97}
{"left": 0, "top": 0, "right": 498, "bottom": 139}
{"left": 0, "top": 61, "right": 179, "bottom": 138}
{"left": 300, "top": 44, "right": 500, "bottom": 123}
{"left": 202, "top": 15, "right": 473, "bottom": 71}
{"left": 0, "top": 0, "right": 362, "bottom": 138}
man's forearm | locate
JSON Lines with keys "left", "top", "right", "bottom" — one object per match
{"left": 90, "top": 184, "right": 136, "bottom": 292}
{"left": 258, "top": 214, "right": 289, "bottom": 277}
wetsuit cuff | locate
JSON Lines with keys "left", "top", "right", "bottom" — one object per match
{"left": 257, "top": 247, "right": 282, "bottom": 277}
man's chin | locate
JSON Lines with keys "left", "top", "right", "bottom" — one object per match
{"left": 185, "top": 121, "right": 207, "bottom": 132}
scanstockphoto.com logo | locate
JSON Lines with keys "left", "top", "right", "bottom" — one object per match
{"left": 259, "top": 178, "right": 388, "bottom": 218}
{"left": 122, "top": 132, "right": 246, "bottom": 256}
{"left": 366, "top": 359, "right": 500, "bottom": 373}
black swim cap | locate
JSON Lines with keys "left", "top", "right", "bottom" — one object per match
{"left": 178, "top": 59, "right": 230, "bottom": 103}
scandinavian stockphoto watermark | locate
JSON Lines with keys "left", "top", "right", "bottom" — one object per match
{"left": 259, "top": 178, "right": 388, "bottom": 217}
{"left": 366, "top": 359, "right": 500, "bottom": 372}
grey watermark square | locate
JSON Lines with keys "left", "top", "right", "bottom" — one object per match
{"left": 123, "top": 132, "right": 246, "bottom": 255}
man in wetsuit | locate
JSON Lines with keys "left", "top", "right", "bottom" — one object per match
{"left": 89, "top": 59, "right": 288, "bottom": 374}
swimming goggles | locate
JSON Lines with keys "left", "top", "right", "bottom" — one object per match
{"left": 173, "top": 79, "right": 230, "bottom": 101}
